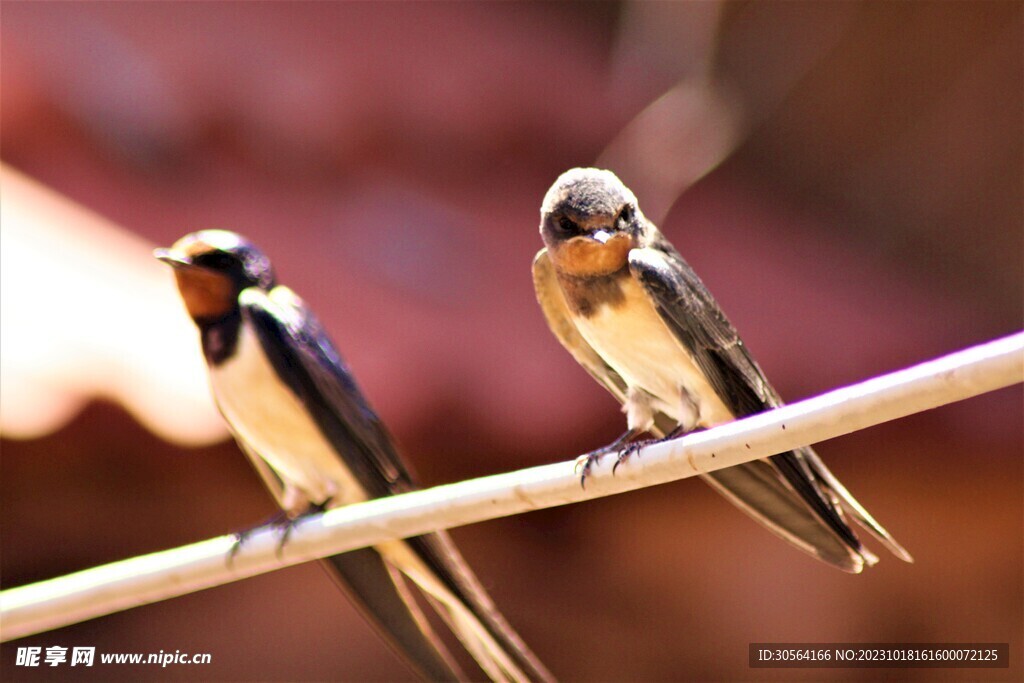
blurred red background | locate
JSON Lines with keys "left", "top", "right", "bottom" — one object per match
{"left": 1, "top": 2, "right": 1021, "bottom": 681}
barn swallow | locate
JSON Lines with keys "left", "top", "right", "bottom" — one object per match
{"left": 533, "top": 168, "right": 913, "bottom": 573}
{"left": 156, "top": 230, "right": 553, "bottom": 682}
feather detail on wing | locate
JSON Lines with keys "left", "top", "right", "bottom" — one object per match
{"left": 628, "top": 242, "right": 910, "bottom": 569}
{"left": 232, "top": 286, "right": 554, "bottom": 682}
{"left": 323, "top": 549, "right": 466, "bottom": 681}
{"left": 240, "top": 286, "right": 413, "bottom": 499}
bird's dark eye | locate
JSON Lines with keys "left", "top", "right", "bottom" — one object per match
{"left": 195, "top": 252, "right": 232, "bottom": 269}
{"left": 557, "top": 215, "right": 579, "bottom": 235}
{"left": 618, "top": 204, "right": 634, "bottom": 224}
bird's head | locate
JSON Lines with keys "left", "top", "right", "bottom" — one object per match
{"left": 155, "top": 230, "right": 275, "bottom": 323}
{"left": 539, "top": 168, "right": 644, "bottom": 277}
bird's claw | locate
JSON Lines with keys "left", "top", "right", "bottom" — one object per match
{"left": 274, "top": 519, "right": 298, "bottom": 560}
{"left": 574, "top": 453, "right": 597, "bottom": 489}
{"left": 273, "top": 500, "right": 330, "bottom": 559}
{"left": 226, "top": 502, "right": 330, "bottom": 566}
{"left": 611, "top": 438, "right": 658, "bottom": 475}
{"left": 575, "top": 428, "right": 663, "bottom": 488}
{"left": 575, "top": 444, "right": 626, "bottom": 489}
{"left": 226, "top": 509, "right": 292, "bottom": 568}
{"left": 226, "top": 532, "right": 248, "bottom": 568}
{"left": 575, "top": 451, "right": 606, "bottom": 489}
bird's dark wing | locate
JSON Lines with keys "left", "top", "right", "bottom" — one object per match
{"left": 241, "top": 286, "right": 413, "bottom": 499}
{"left": 239, "top": 287, "right": 553, "bottom": 682}
{"left": 628, "top": 241, "right": 910, "bottom": 570}
{"left": 321, "top": 549, "right": 466, "bottom": 681}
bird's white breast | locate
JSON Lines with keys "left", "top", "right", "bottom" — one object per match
{"left": 210, "top": 323, "right": 366, "bottom": 508}
{"left": 574, "top": 272, "right": 734, "bottom": 429}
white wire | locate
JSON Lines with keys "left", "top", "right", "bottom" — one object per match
{"left": 1, "top": 332, "right": 1021, "bottom": 641}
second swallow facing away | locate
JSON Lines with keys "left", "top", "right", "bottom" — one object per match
{"left": 157, "top": 230, "right": 553, "bottom": 682}
{"left": 533, "top": 168, "right": 913, "bottom": 573}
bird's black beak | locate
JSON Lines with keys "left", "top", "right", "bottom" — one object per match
{"left": 153, "top": 248, "right": 192, "bottom": 268}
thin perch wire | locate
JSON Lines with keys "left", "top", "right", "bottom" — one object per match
{"left": 2, "top": 332, "right": 1022, "bottom": 641}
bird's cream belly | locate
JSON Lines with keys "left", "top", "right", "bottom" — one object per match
{"left": 210, "top": 325, "right": 366, "bottom": 507}
{"left": 575, "top": 276, "right": 734, "bottom": 428}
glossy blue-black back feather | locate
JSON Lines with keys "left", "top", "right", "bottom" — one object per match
{"left": 241, "top": 292, "right": 553, "bottom": 682}
{"left": 628, "top": 238, "right": 865, "bottom": 556}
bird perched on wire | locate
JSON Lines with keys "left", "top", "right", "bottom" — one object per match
{"left": 533, "top": 167, "right": 912, "bottom": 573}
{"left": 157, "top": 230, "right": 553, "bottom": 682}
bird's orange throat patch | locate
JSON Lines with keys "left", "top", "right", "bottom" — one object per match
{"left": 551, "top": 233, "right": 633, "bottom": 277}
{"left": 173, "top": 268, "right": 236, "bottom": 321}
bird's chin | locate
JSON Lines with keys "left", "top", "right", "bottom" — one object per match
{"left": 553, "top": 233, "right": 633, "bottom": 277}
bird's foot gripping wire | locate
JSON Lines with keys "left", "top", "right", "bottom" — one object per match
{"left": 610, "top": 424, "right": 690, "bottom": 475}
{"left": 610, "top": 438, "right": 658, "bottom": 475}
{"left": 227, "top": 500, "right": 331, "bottom": 566}
{"left": 227, "top": 509, "right": 291, "bottom": 567}
{"left": 574, "top": 425, "right": 692, "bottom": 487}
{"left": 273, "top": 500, "right": 331, "bottom": 558}
{"left": 574, "top": 428, "right": 641, "bottom": 489}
